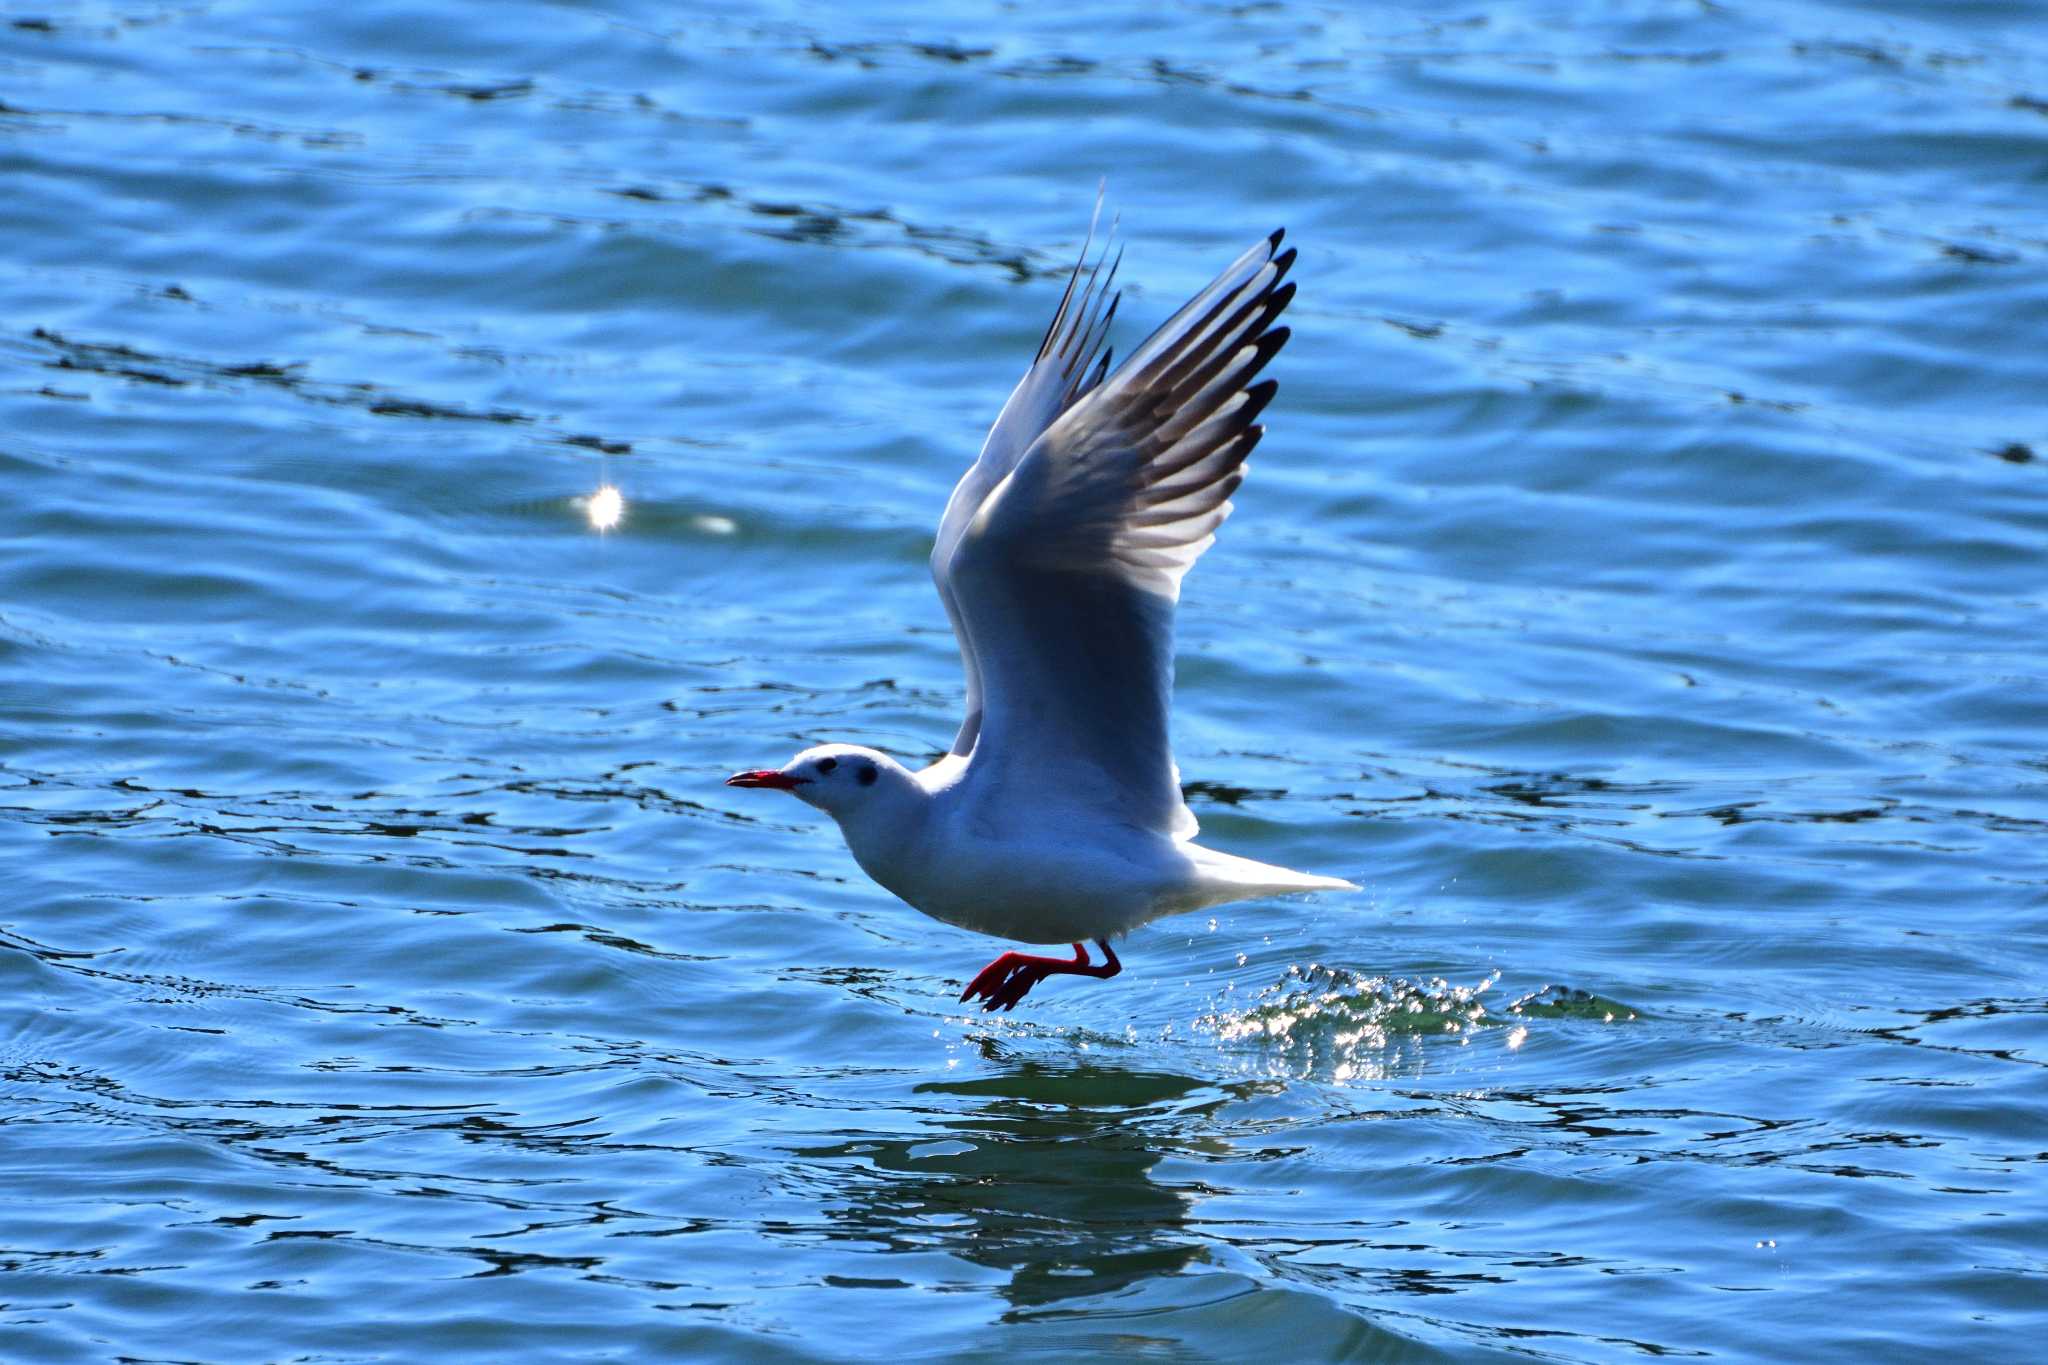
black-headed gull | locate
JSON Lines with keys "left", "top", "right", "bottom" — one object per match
{"left": 729, "top": 213, "right": 1354, "bottom": 1011}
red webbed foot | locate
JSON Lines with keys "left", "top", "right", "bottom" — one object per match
{"left": 959, "top": 938, "right": 1122, "bottom": 1012}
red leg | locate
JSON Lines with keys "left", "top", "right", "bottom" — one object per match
{"left": 960, "top": 938, "right": 1123, "bottom": 1012}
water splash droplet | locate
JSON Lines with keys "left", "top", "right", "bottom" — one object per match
{"left": 1195, "top": 965, "right": 1505, "bottom": 1083}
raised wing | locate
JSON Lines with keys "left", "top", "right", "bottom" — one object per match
{"left": 931, "top": 206, "right": 1121, "bottom": 758}
{"left": 937, "top": 229, "right": 1295, "bottom": 837}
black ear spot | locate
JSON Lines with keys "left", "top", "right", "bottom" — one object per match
{"left": 817, "top": 757, "right": 837, "bottom": 773}
{"left": 857, "top": 763, "right": 878, "bottom": 787}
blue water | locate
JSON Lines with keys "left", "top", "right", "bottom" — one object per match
{"left": 4, "top": 2, "right": 2047, "bottom": 1359}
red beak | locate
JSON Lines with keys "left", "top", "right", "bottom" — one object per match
{"left": 726, "top": 769, "right": 806, "bottom": 790}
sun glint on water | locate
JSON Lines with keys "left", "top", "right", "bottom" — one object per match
{"left": 584, "top": 484, "right": 624, "bottom": 532}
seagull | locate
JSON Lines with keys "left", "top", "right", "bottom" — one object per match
{"left": 727, "top": 209, "right": 1355, "bottom": 1011}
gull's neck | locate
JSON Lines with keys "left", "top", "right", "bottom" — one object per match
{"left": 826, "top": 760, "right": 932, "bottom": 900}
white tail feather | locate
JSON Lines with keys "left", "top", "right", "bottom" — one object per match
{"left": 1186, "top": 844, "right": 1357, "bottom": 897}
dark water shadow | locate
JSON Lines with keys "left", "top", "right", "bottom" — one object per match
{"left": 790, "top": 1059, "right": 1215, "bottom": 1313}
{"left": 779, "top": 1054, "right": 1455, "bottom": 1359}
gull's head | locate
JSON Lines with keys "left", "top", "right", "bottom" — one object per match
{"left": 725, "top": 744, "right": 914, "bottom": 822}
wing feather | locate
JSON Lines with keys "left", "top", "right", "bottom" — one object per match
{"left": 931, "top": 197, "right": 1121, "bottom": 757}
{"left": 937, "top": 226, "right": 1296, "bottom": 836}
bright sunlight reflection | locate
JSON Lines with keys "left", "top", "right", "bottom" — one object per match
{"left": 584, "top": 484, "right": 624, "bottom": 532}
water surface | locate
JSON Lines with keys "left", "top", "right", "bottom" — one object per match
{"left": 4, "top": 2, "right": 2047, "bottom": 1360}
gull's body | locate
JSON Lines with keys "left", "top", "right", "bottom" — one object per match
{"left": 812, "top": 748, "right": 1344, "bottom": 946}
{"left": 729, "top": 209, "right": 1353, "bottom": 1009}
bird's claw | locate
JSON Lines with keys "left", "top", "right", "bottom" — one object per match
{"left": 959, "top": 953, "right": 1050, "bottom": 1012}
{"left": 959, "top": 943, "right": 1112, "bottom": 1012}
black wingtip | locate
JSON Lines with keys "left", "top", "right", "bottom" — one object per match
{"left": 1241, "top": 378, "right": 1279, "bottom": 425}
{"left": 1230, "top": 424, "right": 1267, "bottom": 465}
{"left": 1268, "top": 227, "right": 1286, "bottom": 251}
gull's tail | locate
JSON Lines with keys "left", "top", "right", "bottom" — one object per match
{"left": 1187, "top": 844, "right": 1358, "bottom": 899}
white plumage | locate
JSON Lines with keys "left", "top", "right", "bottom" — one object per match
{"left": 728, "top": 208, "right": 1354, "bottom": 1011}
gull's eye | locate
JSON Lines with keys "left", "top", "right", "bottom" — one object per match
{"left": 817, "top": 757, "right": 838, "bottom": 774}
